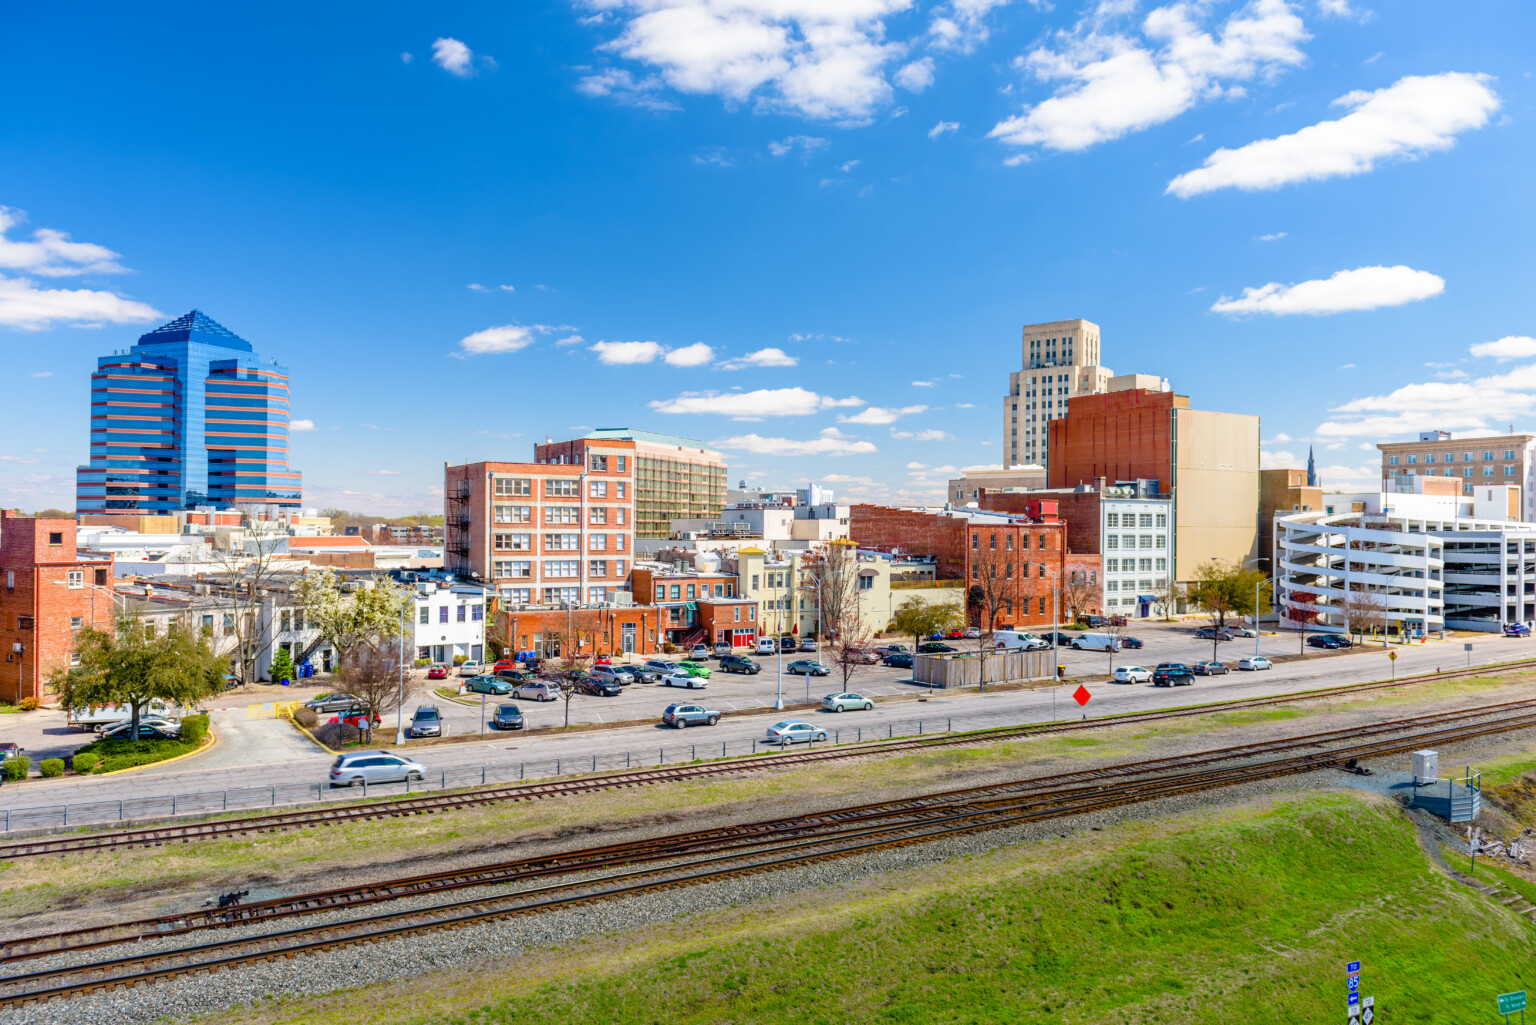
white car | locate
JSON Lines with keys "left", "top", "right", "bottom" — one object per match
{"left": 1112, "top": 665, "right": 1151, "bottom": 683}
{"left": 1230, "top": 626, "right": 1257, "bottom": 638}
{"left": 689, "top": 643, "right": 710, "bottom": 660}
{"left": 457, "top": 661, "right": 481, "bottom": 677}
{"left": 765, "top": 720, "right": 829, "bottom": 744}
{"left": 661, "top": 672, "right": 707, "bottom": 689}
{"left": 1238, "top": 656, "right": 1273, "bottom": 671}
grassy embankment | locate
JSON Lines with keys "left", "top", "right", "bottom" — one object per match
{"left": 200, "top": 793, "right": 1536, "bottom": 1025}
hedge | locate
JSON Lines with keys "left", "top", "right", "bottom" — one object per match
{"left": 2, "top": 756, "right": 29, "bottom": 781}
{"left": 39, "top": 758, "right": 64, "bottom": 778}
{"left": 180, "top": 713, "right": 210, "bottom": 747}
{"left": 292, "top": 707, "right": 318, "bottom": 728}
{"left": 17, "top": 697, "right": 38, "bottom": 711}
{"left": 72, "top": 752, "right": 100, "bottom": 774}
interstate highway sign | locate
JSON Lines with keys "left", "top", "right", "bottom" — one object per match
{"left": 1499, "top": 991, "right": 1527, "bottom": 1014}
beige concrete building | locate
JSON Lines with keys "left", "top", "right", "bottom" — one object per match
{"left": 1378, "top": 430, "right": 1536, "bottom": 522}
{"left": 1003, "top": 319, "right": 1113, "bottom": 469}
{"left": 946, "top": 466, "right": 1047, "bottom": 504}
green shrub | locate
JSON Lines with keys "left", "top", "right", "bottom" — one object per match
{"left": 268, "top": 647, "right": 296, "bottom": 684}
{"left": 17, "top": 697, "right": 39, "bottom": 712}
{"left": 452, "top": 654, "right": 468, "bottom": 665}
{"left": 72, "top": 752, "right": 100, "bottom": 774}
{"left": 312, "top": 691, "right": 331, "bottom": 701}
{"left": 414, "top": 658, "right": 431, "bottom": 668}
{"left": 39, "top": 758, "right": 64, "bottom": 778}
{"left": 292, "top": 707, "right": 318, "bottom": 728}
{"left": 180, "top": 713, "right": 210, "bottom": 747}
{"left": 1, "top": 756, "right": 29, "bottom": 781}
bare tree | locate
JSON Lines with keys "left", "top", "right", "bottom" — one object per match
{"left": 1151, "top": 580, "right": 1182, "bottom": 621}
{"left": 1100, "top": 618, "right": 1129, "bottom": 675}
{"left": 797, "top": 542, "right": 865, "bottom": 647}
{"left": 296, "top": 568, "right": 413, "bottom": 681}
{"left": 204, "top": 509, "right": 285, "bottom": 687}
{"left": 1285, "top": 589, "right": 1322, "bottom": 654}
{"left": 966, "top": 536, "right": 1021, "bottom": 690}
{"left": 1339, "top": 588, "right": 1388, "bottom": 645}
{"left": 340, "top": 639, "right": 398, "bottom": 738}
{"left": 544, "top": 606, "right": 603, "bottom": 728}
{"left": 1059, "top": 574, "right": 1098, "bottom": 623}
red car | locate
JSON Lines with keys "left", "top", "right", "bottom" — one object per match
{"left": 332, "top": 709, "right": 381, "bottom": 730}
{"left": 492, "top": 659, "right": 517, "bottom": 673}
{"left": 427, "top": 664, "right": 449, "bottom": 680}
{"left": 945, "top": 629, "right": 965, "bottom": 639}
{"left": 593, "top": 656, "right": 613, "bottom": 666}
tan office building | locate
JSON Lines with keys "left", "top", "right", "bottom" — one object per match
{"left": 1379, "top": 430, "right": 1536, "bottom": 522}
{"left": 1002, "top": 319, "right": 1113, "bottom": 469}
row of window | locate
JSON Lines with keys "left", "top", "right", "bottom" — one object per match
{"left": 1105, "top": 580, "right": 1157, "bottom": 592}
{"left": 1105, "top": 513, "right": 1166, "bottom": 528}
{"left": 491, "top": 559, "right": 628, "bottom": 579}
{"left": 491, "top": 503, "right": 629, "bottom": 526}
{"left": 655, "top": 582, "right": 736, "bottom": 600}
{"left": 1398, "top": 466, "right": 1515, "bottom": 478}
{"left": 971, "top": 531, "right": 1051, "bottom": 551}
{"left": 416, "top": 604, "right": 486, "bottom": 625}
{"left": 1106, "top": 558, "right": 1166, "bottom": 573}
{"left": 491, "top": 477, "right": 630, "bottom": 499}
{"left": 1105, "top": 535, "right": 1167, "bottom": 551}
{"left": 1389, "top": 450, "right": 1519, "bottom": 465}
{"left": 589, "top": 454, "right": 627, "bottom": 473}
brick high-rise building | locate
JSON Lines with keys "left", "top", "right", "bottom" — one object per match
{"left": 0, "top": 511, "right": 115, "bottom": 704}
{"left": 1047, "top": 385, "right": 1259, "bottom": 584}
{"left": 444, "top": 438, "right": 638, "bottom": 604}
{"left": 537, "top": 429, "right": 727, "bottom": 540}
{"left": 75, "top": 310, "right": 302, "bottom": 514}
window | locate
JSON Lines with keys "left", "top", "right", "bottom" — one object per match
{"left": 617, "top": 508, "right": 626, "bottom": 524}
{"left": 1106, "top": 580, "right": 1118, "bottom": 592}
{"left": 1425, "top": 454, "right": 1436, "bottom": 464}
{"left": 686, "top": 584, "right": 697, "bottom": 599}
{"left": 1446, "top": 452, "right": 1455, "bottom": 462}
{"left": 616, "top": 533, "right": 625, "bottom": 551}
{"left": 1506, "top": 449, "right": 1517, "bottom": 460}
{"left": 1105, "top": 513, "right": 1119, "bottom": 528}
{"left": 1106, "top": 558, "right": 1118, "bottom": 572}
{"left": 545, "top": 560, "right": 580, "bottom": 578}
{"left": 1155, "top": 535, "right": 1166, "bottom": 549}
{"left": 670, "top": 584, "right": 681, "bottom": 600}
{"left": 1155, "top": 514, "right": 1166, "bottom": 528}
{"left": 280, "top": 610, "right": 292, "bottom": 632}
{"left": 589, "top": 507, "right": 607, "bottom": 524}
{"left": 1139, "top": 535, "right": 1154, "bottom": 549}
{"left": 494, "top": 477, "right": 531, "bottom": 497}
{"left": 1139, "top": 558, "right": 1153, "bottom": 572}
{"left": 1485, "top": 451, "right": 1495, "bottom": 461}
{"left": 616, "top": 455, "right": 626, "bottom": 472}
{"left": 66, "top": 570, "right": 83, "bottom": 588}
{"left": 1388, "top": 456, "right": 1399, "bottom": 466}
{"left": 543, "top": 586, "right": 580, "bottom": 604}
{"left": 4, "top": 571, "right": 10, "bottom": 590}
{"left": 655, "top": 584, "right": 665, "bottom": 600}
{"left": 494, "top": 533, "right": 522, "bottom": 551}
{"left": 714, "top": 583, "right": 724, "bottom": 596}
{"left": 1039, "top": 597, "right": 1046, "bottom": 615}
{"left": 1005, "top": 563, "right": 1013, "bottom": 578}
{"left": 752, "top": 574, "right": 760, "bottom": 590}
{"left": 1106, "top": 536, "right": 1119, "bottom": 550}
{"left": 546, "top": 478, "right": 579, "bottom": 497}
{"left": 494, "top": 560, "right": 532, "bottom": 578}
{"left": 588, "top": 586, "right": 609, "bottom": 603}
{"left": 748, "top": 606, "right": 755, "bottom": 621}
{"left": 1006, "top": 534, "right": 1013, "bottom": 550}
{"left": 1406, "top": 455, "right": 1417, "bottom": 465}
{"left": 47, "top": 531, "right": 62, "bottom": 545}
{"left": 1156, "top": 558, "right": 1167, "bottom": 571}
{"left": 69, "top": 651, "right": 81, "bottom": 668}
{"left": 200, "top": 614, "right": 213, "bottom": 631}
{"left": 617, "top": 560, "right": 627, "bottom": 576}
{"left": 1484, "top": 466, "right": 1495, "bottom": 477}
{"left": 70, "top": 616, "right": 83, "bottom": 629}
{"left": 419, "top": 606, "right": 429, "bottom": 625}
{"left": 1139, "top": 514, "right": 1153, "bottom": 528}
{"left": 589, "top": 560, "right": 608, "bottom": 577}
{"left": 495, "top": 505, "right": 532, "bottom": 523}
{"left": 617, "top": 482, "right": 626, "bottom": 499}
{"left": 546, "top": 506, "right": 580, "bottom": 524}
{"left": 971, "top": 533, "right": 979, "bottom": 550}
{"left": 989, "top": 533, "right": 997, "bottom": 550}
{"left": 590, "top": 534, "right": 607, "bottom": 551}
{"left": 472, "top": 604, "right": 483, "bottom": 621}
{"left": 1506, "top": 465, "right": 1516, "bottom": 477}
{"left": 590, "top": 481, "right": 607, "bottom": 498}
{"left": 859, "top": 574, "right": 873, "bottom": 591}
{"left": 590, "top": 454, "right": 608, "bottom": 472}
{"left": 439, "top": 606, "right": 448, "bottom": 623}
{"left": 507, "top": 588, "right": 531, "bottom": 604}
{"left": 1465, "top": 452, "right": 1474, "bottom": 461}
{"left": 457, "top": 604, "right": 467, "bottom": 622}
{"left": 734, "top": 606, "right": 741, "bottom": 622}
{"left": 543, "top": 533, "right": 580, "bottom": 550}
{"left": 1464, "top": 468, "right": 1474, "bottom": 477}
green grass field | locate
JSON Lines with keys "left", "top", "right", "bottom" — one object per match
{"left": 201, "top": 793, "right": 1536, "bottom": 1025}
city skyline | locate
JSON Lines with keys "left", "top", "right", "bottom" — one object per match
{"left": 2, "top": 1, "right": 1533, "bottom": 514}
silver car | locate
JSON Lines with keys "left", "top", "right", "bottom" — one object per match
{"left": 328, "top": 751, "right": 427, "bottom": 787}
{"left": 821, "top": 692, "right": 873, "bottom": 713}
{"left": 511, "top": 680, "right": 561, "bottom": 701}
{"left": 409, "top": 706, "right": 442, "bottom": 738}
{"left": 590, "top": 665, "right": 635, "bottom": 685}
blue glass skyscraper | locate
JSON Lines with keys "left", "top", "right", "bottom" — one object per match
{"left": 75, "top": 311, "right": 303, "bottom": 513}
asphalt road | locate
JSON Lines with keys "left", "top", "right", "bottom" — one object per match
{"left": 4, "top": 623, "right": 1532, "bottom": 814}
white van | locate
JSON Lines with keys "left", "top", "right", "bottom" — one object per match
{"left": 1070, "top": 632, "right": 1121, "bottom": 652}
{"left": 68, "top": 699, "right": 180, "bottom": 731}
{"left": 755, "top": 637, "right": 778, "bottom": 656}
{"left": 992, "top": 631, "right": 1050, "bottom": 652}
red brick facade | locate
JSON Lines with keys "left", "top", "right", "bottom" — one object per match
{"left": 979, "top": 490, "right": 1103, "bottom": 562}
{"left": 850, "top": 505, "right": 968, "bottom": 578}
{"left": 0, "top": 511, "right": 115, "bottom": 704}
{"left": 697, "top": 598, "right": 759, "bottom": 648}
{"left": 1048, "top": 390, "right": 1179, "bottom": 489}
{"left": 496, "top": 605, "right": 661, "bottom": 658}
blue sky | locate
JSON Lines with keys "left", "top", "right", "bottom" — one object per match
{"left": 2, "top": 0, "right": 1532, "bottom": 514}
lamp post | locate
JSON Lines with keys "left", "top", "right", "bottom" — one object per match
{"left": 395, "top": 603, "right": 407, "bottom": 746}
{"left": 774, "top": 603, "right": 784, "bottom": 711}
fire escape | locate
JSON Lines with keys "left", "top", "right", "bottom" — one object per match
{"left": 446, "top": 483, "right": 472, "bottom": 575}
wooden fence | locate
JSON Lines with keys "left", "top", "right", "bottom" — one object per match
{"left": 913, "top": 649, "right": 1054, "bottom": 688}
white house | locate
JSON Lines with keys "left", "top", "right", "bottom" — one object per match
{"left": 410, "top": 581, "right": 489, "bottom": 663}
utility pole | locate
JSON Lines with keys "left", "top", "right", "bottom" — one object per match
{"left": 395, "top": 603, "right": 407, "bottom": 746}
{"left": 774, "top": 604, "right": 784, "bottom": 711}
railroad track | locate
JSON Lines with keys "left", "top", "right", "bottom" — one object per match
{"left": 4, "top": 654, "right": 1530, "bottom": 862}
{"left": 10, "top": 696, "right": 1536, "bottom": 964}
{"left": 6, "top": 703, "right": 1536, "bottom": 1008}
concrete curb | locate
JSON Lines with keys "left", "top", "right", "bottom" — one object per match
{"left": 97, "top": 727, "right": 219, "bottom": 777}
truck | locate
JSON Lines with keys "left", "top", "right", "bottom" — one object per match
{"left": 991, "top": 631, "right": 1050, "bottom": 651}
{"left": 67, "top": 699, "right": 181, "bottom": 731}
{"left": 1069, "top": 632, "right": 1121, "bottom": 652}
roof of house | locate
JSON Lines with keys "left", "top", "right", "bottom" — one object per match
{"left": 287, "top": 536, "right": 371, "bottom": 549}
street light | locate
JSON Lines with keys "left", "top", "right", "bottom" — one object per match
{"left": 1214, "top": 556, "right": 1270, "bottom": 657}
{"left": 395, "top": 603, "right": 407, "bottom": 746}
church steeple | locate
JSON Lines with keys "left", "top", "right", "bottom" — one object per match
{"left": 1306, "top": 445, "right": 1318, "bottom": 487}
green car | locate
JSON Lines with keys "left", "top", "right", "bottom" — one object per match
{"left": 465, "top": 675, "right": 512, "bottom": 695}
{"left": 676, "top": 660, "right": 713, "bottom": 679}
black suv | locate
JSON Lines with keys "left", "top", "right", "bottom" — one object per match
{"left": 489, "top": 704, "right": 524, "bottom": 730}
{"left": 917, "top": 642, "right": 956, "bottom": 654}
{"left": 1152, "top": 663, "right": 1194, "bottom": 687}
{"left": 718, "top": 655, "right": 761, "bottom": 675}
{"left": 575, "top": 676, "right": 622, "bottom": 697}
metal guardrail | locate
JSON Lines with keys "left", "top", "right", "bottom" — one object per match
{"left": 0, "top": 714, "right": 958, "bottom": 833}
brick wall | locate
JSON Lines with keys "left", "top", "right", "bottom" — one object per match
{"left": 498, "top": 606, "right": 660, "bottom": 657}
{"left": 1048, "top": 390, "right": 1178, "bottom": 489}
{"left": 698, "top": 599, "right": 760, "bottom": 647}
{"left": 979, "top": 490, "right": 1101, "bottom": 556}
{"left": 850, "top": 505, "right": 968, "bottom": 578}
{"left": 961, "top": 521, "right": 1070, "bottom": 628}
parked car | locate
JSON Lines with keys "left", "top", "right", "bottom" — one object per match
{"left": 1119, "top": 636, "right": 1144, "bottom": 649}
{"left": 305, "top": 692, "right": 360, "bottom": 713}
{"left": 1229, "top": 626, "right": 1257, "bottom": 638}
{"left": 488, "top": 704, "right": 524, "bottom": 731}
{"left": 660, "top": 672, "right": 707, "bottom": 690}
{"left": 1307, "top": 635, "right": 1347, "bottom": 649}
{"left": 718, "top": 655, "right": 761, "bottom": 675}
{"left": 626, "top": 665, "right": 660, "bottom": 684}
{"left": 492, "top": 659, "right": 518, "bottom": 673}
{"left": 755, "top": 638, "right": 778, "bottom": 656}
{"left": 821, "top": 692, "right": 874, "bottom": 712}
{"left": 689, "top": 643, "right": 710, "bottom": 660}
{"left": 662, "top": 703, "right": 720, "bottom": 728}
{"left": 333, "top": 708, "right": 380, "bottom": 731}
{"left": 1194, "top": 627, "right": 1234, "bottom": 640}
{"left": 593, "top": 656, "right": 613, "bottom": 666}
{"left": 1112, "top": 665, "right": 1151, "bottom": 683}
{"left": 712, "top": 642, "right": 733, "bottom": 658}
{"left": 100, "top": 720, "right": 182, "bottom": 741}
{"left": 645, "top": 659, "right": 681, "bottom": 676}
{"left": 1506, "top": 622, "right": 1532, "bottom": 637}
{"left": 1192, "top": 661, "right": 1229, "bottom": 676}
{"left": 676, "top": 660, "right": 713, "bottom": 679}
{"left": 993, "top": 631, "right": 1050, "bottom": 651}
{"left": 1070, "top": 633, "right": 1121, "bottom": 652}
{"left": 961, "top": 626, "right": 982, "bottom": 639}
{"left": 787, "top": 659, "right": 831, "bottom": 676}
{"left": 465, "top": 675, "right": 512, "bottom": 696}
{"left": 779, "top": 637, "right": 798, "bottom": 653}
{"left": 426, "top": 664, "right": 449, "bottom": 680}
{"left": 765, "top": 720, "right": 829, "bottom": 745}
{"left": 0, "top": 741, "right": 22, "bottom": 760}
{"left": 917, "top": 642, "right": 957, "bottom": 654}
{"left": 328, "top": 751, "right": 427, "bottom": 787}
{"left": 1238, "top": 656, "right": 1273, "bottom": 671}
{"left": 511, "top": 680, "right": 561, "bottom": 702}
{"left": 96, "top": 715, "right": 179, "bottom": 736}
{"left": 799, "top": 639, "right": 817, "bottom": 652}
{"left": 1152, "top": 663, "right": 1194, "bottom": 687}
{"left": 590, "top": 665, "right": 635, "bottom": 685}
{"left": 495, "top": 668, "right": 532, "bottom": 684}
{"left": 882, "top": 652, "right": 914, "bottom": 668}
{"left": 1039, "top": 632, "right": 1076, "bottom": 646}
{"left": 408, "top": 706, "right": 443, "bottom": 738}
{"left": 1108, "top": 615, "right": 1129, "bottom": 627}
{"left": 944, "top": 629, "right": 965, "bottom": 639}
{"left": 875, "top": 644, "right": 909, "bottom": 656}
{"left": 457, "top": 661, "right": 481, "bottom": 677}
{"left": 575, "top": 677, "right": 623, "bottom": 697}
{"left": 1077, "top": 615, "right": 1107, "bottom": 628}
{"left": 839, "top": 648, "right": 880, "bottom": 665}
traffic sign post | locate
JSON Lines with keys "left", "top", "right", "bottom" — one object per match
{"left": 1388, "top": 648, "right": 1397, "bottom": 679}
{"left": 1498, "top": 989, "right": 1527, "bottom": 1024}
{"left": 1466, "top": 641, "right": 1474, "bottom": 667}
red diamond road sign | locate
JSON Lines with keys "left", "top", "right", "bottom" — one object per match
{"left": 1073, "top": 685, "right": 1091, "bottom": 706}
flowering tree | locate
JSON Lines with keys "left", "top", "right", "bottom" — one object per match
{"left": 294, "top": 568, "right": 413, "bottom": 682}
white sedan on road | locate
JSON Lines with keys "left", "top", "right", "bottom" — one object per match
{"left": 1112, "top": 665, "right": 1152, "bottom": 683}
{"left": 660, "top": 672, "right": 708, "bottom": 689}
{"left": 1237, "top": 655, "right": 1273, "bottom": 671}
{"left": 765, "top": 720, "right": 829, "bottom": 744}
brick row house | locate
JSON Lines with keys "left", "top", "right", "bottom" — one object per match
{"left": 0, "top": 512, "right": 116, "bottom": 704}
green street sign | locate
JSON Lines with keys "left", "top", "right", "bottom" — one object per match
{"left": 1498, "top": 991, "right": 1527, "bottom": 1014}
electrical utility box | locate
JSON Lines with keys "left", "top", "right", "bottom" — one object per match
{"left": 1412, "top": 750, "right": 1439, "bottom": 785}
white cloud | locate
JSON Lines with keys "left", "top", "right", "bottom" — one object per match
{"left": 28, "top": 371, "right": 51, "bottom": 378}
{"left": 576, "top": 68, "right": 681, "bottom": 110}
{"left": 768, "top": 135, "right": 829, "bottom": 157}
{"left": 652, "top": 387, "right": 863, "bottom": 418}
{"left": 432, "top": 37, "right": 477, "bottom": 77}
{"left": 1317, "top": 0, "right": 1371, "bottom": 21}
{"left": 1316, "top": 359, "right": 1536, "bottom": 440}
{"left": 928, "top": 120, "right": 961, "bottom": 139}
{"left": 1210, "top": 265, "right": 1444, "bottom": 317}
{"left": 581, "top": 0, "right": 911, "bottom": 121}
{"left": 928, "top": 0, "right": 1014, "bottom": 53}
{"left": 838, "top": 159, "right": 860, "bottom": 172}
{"left": 720, "top": 347, "right": 797, "bottom": 370}
{"left": 592, "top": 340, "right": 666, "bottom": 364}
{"left": 556, "top": 334, "right": 585, "bottom": 347}
{"left": 458, "top": 325, "right": 544, "bottom": 355}
{"left": 401, "top": 52, "right": 414, "bottom": 64}
{"left": 895, "top": 57, "right": 936, "bottom": 93}
{"left": 955, "top": 402, "right": 975, "bottom": 409}
{"left": 1339, "top": 363, "right": 1355, "bottom": 370}
{"left": 1168, "top": 73, "right": 1498, "bottom": 197}
{"left": 290, "top": 419, "right": 316, "bottom": 432}
{"left": 1257, "top": 231, "right": 1287, "bottom": 241}
{"left": 0, "top": 207, "right": 128, "bottom": 277}
{"left": 990, "top": 0, "right": 1308, "bottom": 154}
{"left": 911, "top": 379, "right": 936, "bottom": 387}
{"left": 0, "top": 276, "right": 163, "bottom": 331}
{"left": 694, "top": 147, "right": 733, "bottom": 166}
{"left": 1470, "top": 336, "right": 1536, "bottom": 362}
{"left": 891, "top": 428, "right": 953, "bottom": 440}
{"left": 838, "top": 404, "right": 927, "bottom": 425}
{"left": 906, "top": 461, "right": 929, "bottom": 470}
{"left": 666, "top": 342, "right": 716, "bottom": 366}
{"left": 366, "top": 469, "right": 403, "bottom": 476}
{"left": 712, "top": 428, "right": 877, "bottom": 457}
